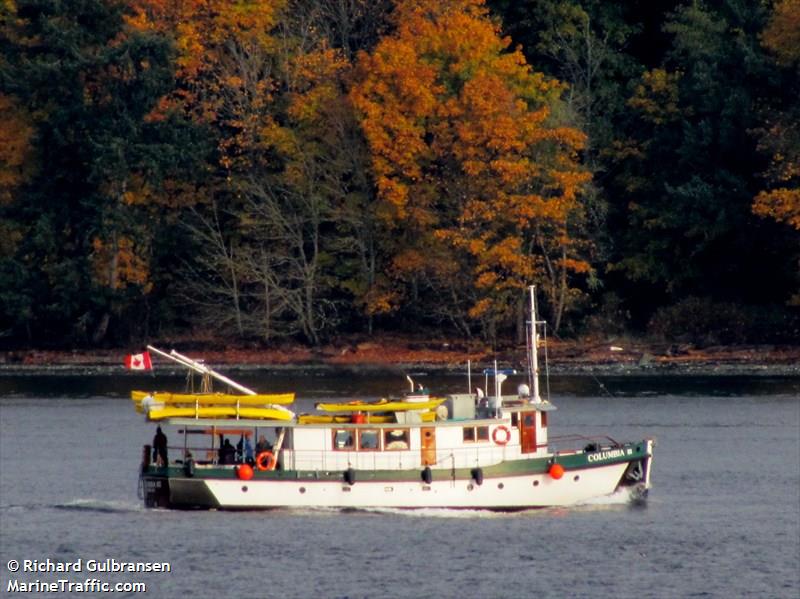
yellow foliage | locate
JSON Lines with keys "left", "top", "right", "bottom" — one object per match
{"left": 628, "top": 69, "right": 682, "bottom": 125}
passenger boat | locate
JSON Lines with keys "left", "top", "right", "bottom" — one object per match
{"left": 136, "top": 287, "right": 654, "bottom": 510}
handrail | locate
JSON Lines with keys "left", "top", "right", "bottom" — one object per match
{"left": 548, "top": 434, "right": 621, "bottom": 447}
{"left": 152, "top": 434, "right": 629, "bottom": 471}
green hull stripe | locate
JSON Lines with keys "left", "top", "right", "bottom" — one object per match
{"left": 143, "top": 441, "right": 650, "bottom": 484}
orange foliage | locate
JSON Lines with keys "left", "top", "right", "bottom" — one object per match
{"left": 91, "top": 236, "right": 152, "bottom": 292}
{"left": 753, "top": 1, "right": 800, "bottom": 232}
{"left": 126, "top": 0, "right": 281, "bottom": 85}
{"left": 761, "top": 0, "right": 800, "bottom": 65}
{"left": 753, "top": 188, "right": 800, "bottom": 230}
{"left": 129, "top": 0, "right": 349, "bottom": 194}
{"left": 127, "top": 0, "right": 286, "bottom": 182}
{"left": 0, "top": 93, "right": 34, "bottom": 204}
{"left": 351, "top": 0, "right": 590, "bottom": 324}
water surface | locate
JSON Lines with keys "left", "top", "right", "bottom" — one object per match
{"left": 1, "top": 373, "right": 798, "bottom": 598}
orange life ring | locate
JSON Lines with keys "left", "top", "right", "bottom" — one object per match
{"left": 492, "top": 425, "right": 511, "bottom": 445}
{"left": 256, "top": 451, "right": 276, "bottom": 471}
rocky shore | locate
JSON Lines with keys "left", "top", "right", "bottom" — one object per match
{"left": 1, "top": 337, "right": 799, "bottom": 376}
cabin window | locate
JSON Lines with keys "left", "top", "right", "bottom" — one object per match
{"left": 511, "top": 412, "right": 519, "bottom": 427}
{"left": 358, "top": 429, "right": 381, "bottom": 451}
{"left": 541, "top": 412, "right": 547, "bottom": 428}
{"left": 384, "top": 429, "right": 410, "bottom": 450}
{"left": 463, "top": 426, "right": 490, "bottom": 442}
{"left": 333, "top": 429, "right": 355, "bottom": 450}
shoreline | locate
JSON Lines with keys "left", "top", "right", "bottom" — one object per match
{"left": 1, "top": 339, "right": 799, "bottom": 377}
{"left": 1, "top": 365, "right": 798, "bottom": 377}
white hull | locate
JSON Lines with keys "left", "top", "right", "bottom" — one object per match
{"left": 167, "top": 462, "right": 639, "bottom": 509}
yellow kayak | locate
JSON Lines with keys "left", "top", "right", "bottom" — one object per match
{"left": 144, "top": 405, "right": 294, "bottom": 421}
{"left": 131, "top": 390, "right": 295, "bottom": 413}
{"left": 298, "top": 412, "right": 435, "bottom": 424}
{"left": 315, "top": 398, "right": 444, "bottom": 413}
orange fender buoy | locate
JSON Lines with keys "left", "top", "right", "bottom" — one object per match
{"left": 549, "top": 463, "right": 565, "bottom": 479}
{"left": 236, "top": 463, "right": 254, "bottom": 480}
{"left": 256, "top": 451, "right": 276, "bottom": 471}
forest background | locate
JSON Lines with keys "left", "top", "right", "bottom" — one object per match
{"left": 1, "top": 0, "right": 798, "bottom": 359}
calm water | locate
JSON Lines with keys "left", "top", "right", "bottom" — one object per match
{"left": 1, "top": 373, "right": 798, "bottom": 598}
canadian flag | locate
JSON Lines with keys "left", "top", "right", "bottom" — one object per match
{"left": 124, "top": 351, "right": 153, "bottom": 371}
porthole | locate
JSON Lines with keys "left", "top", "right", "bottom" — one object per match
{"left": 497, "top": 483, "right": 505, "bottom": 490}
{"left": 533, "top": 480, "right": 540, "bottom": 487}
{"left": 467, "top": 483, "right": 474, "bottom": 491}
{"left": 241, "top": 486, "right": 248, "bottom": 492}
{"left": 573, "top": 475, "right": 580, "bottom": 482}
{"left": 299, "top": 487, "right": 306, "bottom": 494}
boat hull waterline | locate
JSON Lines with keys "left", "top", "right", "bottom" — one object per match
{"left": 141, "top": 439, "right": 653, "bottom": 510}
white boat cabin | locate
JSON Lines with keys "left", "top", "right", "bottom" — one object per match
{"left": 168, "top": 393, "right": 556, "bottom": 474}
{"left": 277, "top": 394, "right": 555, "bottom": 473}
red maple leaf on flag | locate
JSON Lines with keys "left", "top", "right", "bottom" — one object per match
{"left": 124, "top": 351, "right": 153, "bottom": 370}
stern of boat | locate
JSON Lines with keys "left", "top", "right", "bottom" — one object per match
{"left": 141, "top": 474, "right": 170, "bottom": 508}
{"left": 137, "top": 443, "right": 171, "bottom": 508}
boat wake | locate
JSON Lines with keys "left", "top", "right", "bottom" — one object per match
{"left": 53, "top": 498, "right": 145, "bottom": 514}
{"left": 572, "top": 487, "right": 650, "bottom": 510}
{"left": 577, "top": 490, "right": 630, "bottom": 506}
{"left": 354, "top": 507, "right": 531, "bottom": 519}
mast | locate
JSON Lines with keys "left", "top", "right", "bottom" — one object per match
{"left": 529, "top": 285, "right": 541, "bottom": 403}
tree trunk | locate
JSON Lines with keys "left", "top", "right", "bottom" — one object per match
{"left": 92, "top": 230, "right": 119, "bottom": 344}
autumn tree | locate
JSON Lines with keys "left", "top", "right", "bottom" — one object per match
{"left": 0, "top": 93, "right": 33, "bottom": 206}
{"left": 751, "top": 0, "right": 800, "bottom": 306}
{"left": 0, "top": 0, "right": 198, "bottom": 345}
{"left": 600, "top": 0, "right": 800, "bottom": 327}
{"left": 753, "top": 0, "right": 800, "bottom": 232}
{"left": 489, "top": 0, "right": 640, "bottom": 175}
{"left": 130, "top": 0, "right": 376, "bottom": 344}
{"left": 350, "top": 0, "right": 590, "bottom": 339}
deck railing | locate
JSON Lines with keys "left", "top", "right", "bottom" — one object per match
{"left": 148, "top": 433, "right": 625, "bottom": 472}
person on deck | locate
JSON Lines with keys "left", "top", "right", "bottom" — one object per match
{"left": 152, "top": 426, "right": 168, "bottom": 466}
{"left": 220, "top": 439, "right": 236, "bottom": 464}
{"left": 244, "top": 436, "right": 254, "bottom": 463}
{"left": 255, "top": 435, "right": 271, "bottom": 454}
